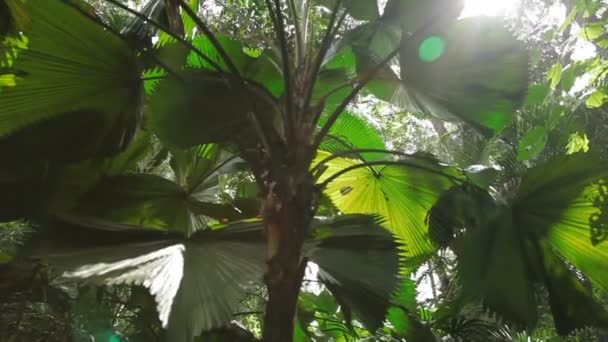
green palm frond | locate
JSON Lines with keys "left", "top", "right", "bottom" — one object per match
{"left": 306, "top": 214, "right": 402, "bottom": 331}
{"left": 400, "top": 17, "right": 528, "bottom": 136}
{"left": 0, "top": 0, "right": 143, "bottom": 162}
{"left": 455, "top": 152, "right": 608, "bottom": 334}
{"left": 146, "top": 69, "right": 280, "bottom": 149}
{"left": 315, "top": 150, "right": 465, "bottom": 267}
{"left": 34, "top": 218, "right": 267, "bottom": 341}
{"left": 318, "top": 111, "right": 387, "bottom": 161}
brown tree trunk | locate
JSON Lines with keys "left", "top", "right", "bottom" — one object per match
{"left": 261, "top": 166, "right": 314, "bottom": 341}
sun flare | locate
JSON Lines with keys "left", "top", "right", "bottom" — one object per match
{"left": 462, "top": 0, "right": 521, "bottom": 17}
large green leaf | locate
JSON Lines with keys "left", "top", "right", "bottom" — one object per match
{"left": 36, "top": 215, "right": 403, "bottom": 339}
{"left": 188, "top": 36, "right": 283, "bottom": 97}
{"left": 0, "top": 0, "right": 143, "bottom": 162}
{"left": 66, "top": 154, "right": 256, "bottom": 236}
{"left": 318, "top": 111, "right": 387, "bottom": 161}
{"left": 517, "top": 126, "right": 548, "bottom": 161}
{"left": 306, "top": 214, "right": 402, "bottom": 331}
{"left": 147, "top": 69, "right": 280, "bottom": 148}
{"left": 458, "top": 205, "right": 538, "bottom": 327}
{"left": 315, "top": 151, "right": 464, "bottom": 265}
{"left": 327, "top": 20, "right": 401, "bottom": 103}
{"left": 456, "top": 153, "right": 608, "bottom": 333}
{"left": 67, "top": 174, "right": 202, "bottom": 234}
{"left": 515, "top": 153, "right": 608, "bottom": 291}
{"left": 35, "top": 218, "right": 266, "bottom": 341}
{"left": 536, "top": 240, "right": 608, "bottom": 335}
{"left": 400, "top": 17, "right": 528, "bottom": 135}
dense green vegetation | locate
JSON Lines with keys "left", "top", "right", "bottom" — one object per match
{"left": 0, "top": 0, "right": 607, "bottom": 341}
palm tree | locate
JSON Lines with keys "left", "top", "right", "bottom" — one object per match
{"left": 0, "top": 0, "right": 606, "bottom": 340}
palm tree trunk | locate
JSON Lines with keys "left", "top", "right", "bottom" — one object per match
{"left": 261, "top": 174, "right": 314, "bottom": 341}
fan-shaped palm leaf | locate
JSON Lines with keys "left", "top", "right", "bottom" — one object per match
{"left": 399, "top": 17, "right": 528, "bottom": 136}
{"left": 34, "top": 218, "right": 267, "bottom": 341}
{"left": 147, "top": 69, "right": 280, "bottom": 149}
{"left": 318, "top": 111, "right": 387, "bottom": 161}
{"left": 456, "top": 152, "right": 608, "bottom": 334}
{"left": 306, "top": 214, "right": 402, "bottom": 331}
{"left": 315, "top": 151, "right": 464, "bottom": 267}
{"left": 0, "top": 0, "right": 143, "bottom": 162}
{"left": 33, "top": 214, "right": 405, "bottom": 340}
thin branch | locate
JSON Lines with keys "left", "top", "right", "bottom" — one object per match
{"left": 311, "top": 46, "right": 400, "bottom": 151}
{"left": 303, "top": 0, "right": 346, "bottom": 114}
{"left": 316, "top": 160, "right": 463, "bottom": 190}
{"left": 177, "top": 0, "right": 243, "bottom": 78}
{"left": 103, "top": 0, "right": 224, "bottom": 73}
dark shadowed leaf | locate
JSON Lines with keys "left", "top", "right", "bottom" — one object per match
{"left": 306, "top": 214, "right": 402, "bottom": 331}
{"left": 458, "top": 206, "right": 538, "bottom": 327}
{"left": 537, "top": 240, "right": 608, "bottom": 335}
{"left": 457, "top": 153, "right": 608, "bottom": 333}
{"left": 0, "top": 0, "right": 28, "bottom": 38}
{"left": 67, "top": 174, "right": 198, "bottom": 234}
{"left": 515, "top": 153, "right": 608, "bottom": 292}
{"left": 147, "top": 69, "right": 280, "bottom": 148}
